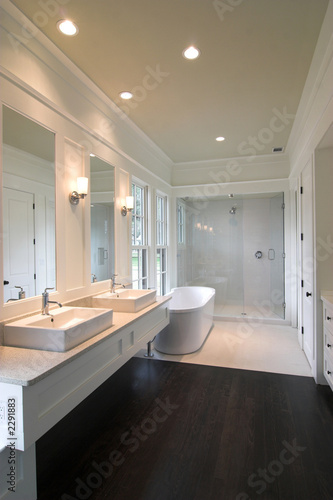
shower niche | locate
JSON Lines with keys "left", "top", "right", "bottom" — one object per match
{"left": 176, "top": 192, "right": 285, "bottom": 320}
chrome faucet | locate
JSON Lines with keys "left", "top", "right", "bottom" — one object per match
{"left": 16, "top": 286, "right": 26, "bottom": 299}
{"left": 42, "top": 287, "right": 63, "bottom": 315}
{"left": 110, "top": 274, "right": 125, "bottom": 293}
{"left": 6, "top": 286, "right": 26, "bottom": 302}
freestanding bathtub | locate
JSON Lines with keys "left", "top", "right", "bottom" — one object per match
{"left": 154, "top": 286, "right": 215, "bottom": 354}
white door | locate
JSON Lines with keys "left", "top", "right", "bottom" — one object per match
{"left": 300, "top": 159, "right": 314, "bottom": 368}
{"left": 3, "top": 187, "right": 35, "bottom": 302}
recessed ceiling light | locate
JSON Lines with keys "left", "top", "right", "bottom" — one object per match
{"left": 182, "top": 46, "right": 200, "bottom": 60}
{"left": 120, "top": 91, "right": 133, "bottom": 100}
{"left": 57, "top": 19, "right": 78, "bottom": 36}
{"left": 216, "top": 136, "right": 225, "bottom": 142}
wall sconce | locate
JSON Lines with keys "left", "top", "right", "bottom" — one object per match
{"left": 69, "top": 177, "right": 89, "bottom": 205}
{"left": 121, "top": 196, "right": 134, "bottom": 216}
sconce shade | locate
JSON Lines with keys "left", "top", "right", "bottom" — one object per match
{"left": 77, "top": 177, "right": 88, "bottom": 195}
{"left": 121, "top": 195, "right": 134, "bottom": 216}
{"left": 69, "top": 177, "right": 89, "bottom": 205}
{"left": 126, "top": 196, "right": 134, "bottom": 210}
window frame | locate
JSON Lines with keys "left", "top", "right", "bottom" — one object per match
{"left": 131, "top": 180, "right": 148, "bottom": 289}
{"left": 156, "top": 193, "right": 167, "bottom": 295}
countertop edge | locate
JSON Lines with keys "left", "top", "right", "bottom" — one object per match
{"left": 321, "top": 292, "right": 333, "bottom": 307}
{"left": 0, "top": 296, "right": 171, "bottom": 386}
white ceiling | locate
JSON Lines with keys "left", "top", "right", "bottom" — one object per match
{"left": 9, "top": 0, "right": 329, "bottom": 164}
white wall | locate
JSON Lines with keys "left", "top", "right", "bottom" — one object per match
{"left": 0, "top": 0, "right": 332, "bottom": 350}
{"left": 0, "top": 1, "right": 172, "bottom": 325}
{"left": 287, "top": 1, "right": 333, "bottom": 383}
{"left": 314, "top": 146, "right": 333, "bottom": 383}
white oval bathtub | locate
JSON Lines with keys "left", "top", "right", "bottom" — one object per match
{"left": 154, "top": 286, "right": 215, "bottom": 355}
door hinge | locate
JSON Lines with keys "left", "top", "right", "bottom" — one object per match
{"left": 283, "top": 302, "right": 286, "bottom": 309}
{"left": 300, "top": 186, "right": 303, "bottom": 194}
{"left": 34, "top": 273, "right": 36, "bottom": 280}
{"left": 281, "top": 203, "right": 285, "bottom": 209}
{"left": 33, "top": 239, "right": 36, "bottom": 245}
{"left": 282, "top": 252, "right": 286, "bottom": 258}
{"left": 33, "top": 203, "right": 35, "bottom": 209}
{"left": 301, "top": 233, "right": 304, "bottom": 241}
{"left": 301, "top": 279, "right": 304, "bottom": 288}
{"left": 301, "top": 326, "right": 304, "bottom": 335}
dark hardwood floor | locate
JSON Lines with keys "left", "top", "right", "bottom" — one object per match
{"left": 36, "top": 357, "right": 333, "bottom": 500}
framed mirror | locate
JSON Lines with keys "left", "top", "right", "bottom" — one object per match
{"left": 90, "top": 156, "right": 115, "bottom": 283}
{"left": 2, "top": 106, "right": 55, "bottom": 303}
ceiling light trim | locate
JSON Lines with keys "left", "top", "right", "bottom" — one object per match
{"left": 57, "top": 19, "right": 79, "bottom": 36}
{"left": 182, "top": 45, "right": 201, "bottom": 60}
{"left": 120, "top": 91, "right": 134, "bottom": 100}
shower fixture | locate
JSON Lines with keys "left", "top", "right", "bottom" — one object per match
{"left": 229, "top": 206, "right": 237, "bottom": 214}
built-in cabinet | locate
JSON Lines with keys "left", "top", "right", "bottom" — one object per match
{"left": 0, "top": 298, "right": 170, "bottom": 500}
{"left": 322, "top": 294, "right": 333, "bottom": 392}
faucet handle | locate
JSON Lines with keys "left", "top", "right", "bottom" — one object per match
{"left": 43, "top": 287, "right": 54, "bottom": 294}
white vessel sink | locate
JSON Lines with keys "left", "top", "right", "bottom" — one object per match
{"left": 92, "top": 289, "right": 156, "bottom": 313}
{"left": 4, "top": 306, "right": 114, "bottom": 352}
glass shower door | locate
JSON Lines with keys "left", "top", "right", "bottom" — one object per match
{"left": 269, "top": 193, "right": 285, "bottom": 319}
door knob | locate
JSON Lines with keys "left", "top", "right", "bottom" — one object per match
{"left": 327, "top": 316, "right": 332, "bottom": 321}
{"left": 306, "top": 292, "right": 312, "bottom": 297}
{"left": 327, "top": 344, "right": 332, "bottom": 348}
{"left": 4, "top": 280, "right": 9, "bottom": 285}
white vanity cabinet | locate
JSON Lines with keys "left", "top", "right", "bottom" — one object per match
{"left": 322, "top": 294, "right": 333, "bottom": 392}
{"left": 0, "top": 297, "right": 170, "bottom": 500}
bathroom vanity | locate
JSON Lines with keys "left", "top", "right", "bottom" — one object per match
{"left": 0, "top": 296, "right": 170, "bottom": 500}
{"left": 322, "top": 292, "right": 333, "bottom": 393}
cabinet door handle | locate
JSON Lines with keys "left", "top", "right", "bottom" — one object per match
{"left": 327, "top": 316, "right": 332, "bottom": 321}
{"left": 306, "top": 292, "right": 312, "bottom": 297}
{"left": 327, "top": 344, "right": 332, "bottom": 348}
{"left": 327, "top": 370, "right": 332, "bottom": 375}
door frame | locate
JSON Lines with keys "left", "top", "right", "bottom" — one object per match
{"left": 298, "top": 157, "right": 315, "bottom": 373}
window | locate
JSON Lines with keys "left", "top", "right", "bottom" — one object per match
{"left": 156, "top": 194, "right": 167, "bottom": 295}
{"left": 131, "top": 181, "right": 148, "bottom": 289}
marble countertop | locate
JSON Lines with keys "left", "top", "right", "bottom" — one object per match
{"left": 0, "top": 296, "right": 170, "bottom": 386}
{"left": 321, "top": 291, "right": 333, "bottom": 307}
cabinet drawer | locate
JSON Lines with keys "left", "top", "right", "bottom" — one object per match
{"left": 323, "top": 304, "right": 333, "bottom": 335}
{"left": 324, "top": 328, "right": 333, "bottom": 364}
{"left": 324, "top": 355, "right": 333, "bottom": 392}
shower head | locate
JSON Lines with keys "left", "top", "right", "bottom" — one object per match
{"left": 229, "top": 206, "right": 237, "bottom": 214}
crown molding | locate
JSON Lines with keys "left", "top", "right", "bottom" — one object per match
{"left": 173, "top": 152, "right": 289, "bottom": 171}
{"left": 287, "top": 1, "right": 333, "bottom": 175}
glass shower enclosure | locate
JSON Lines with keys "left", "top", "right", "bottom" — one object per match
{"left": 176, "top": 192, "right": 285, "bottom": 320}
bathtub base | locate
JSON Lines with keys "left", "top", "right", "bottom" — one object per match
{"left": 154, "top": 323, "right": 214, "bottom": 355}
{"left": 154, "top": 287, "right": 215, "bottom": 355}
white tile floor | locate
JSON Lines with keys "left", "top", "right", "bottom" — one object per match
{"left": 136, "top": 320, "right": 312, "bottom": 377}
{"left": 214, "top": 303, "right": 282, "bottom": 321}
